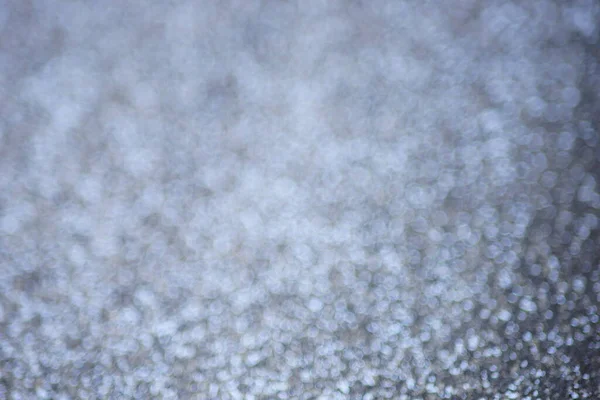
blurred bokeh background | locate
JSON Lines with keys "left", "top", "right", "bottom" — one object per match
{"left": 1, "top": 0, "right": 599, "bottom": 398}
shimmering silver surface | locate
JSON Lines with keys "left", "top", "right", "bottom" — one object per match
{"left": 1, "top": 1, "right": 599, "bottom": 399}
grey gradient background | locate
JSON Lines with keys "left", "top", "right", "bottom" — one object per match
{"left": 1, "top": 0, "right": 600, "bottom": 398}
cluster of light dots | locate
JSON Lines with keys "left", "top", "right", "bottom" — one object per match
{"left": 0, "top": 0, "right": 599, "bottom": 398}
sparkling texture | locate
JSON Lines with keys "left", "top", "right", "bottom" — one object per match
{"left": 1, "top": 0, "right": 600, "bottom": 399}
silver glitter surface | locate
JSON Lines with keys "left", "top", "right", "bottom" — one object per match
{"left": 1, "top": 1, "right": 599, "bottom": 399}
